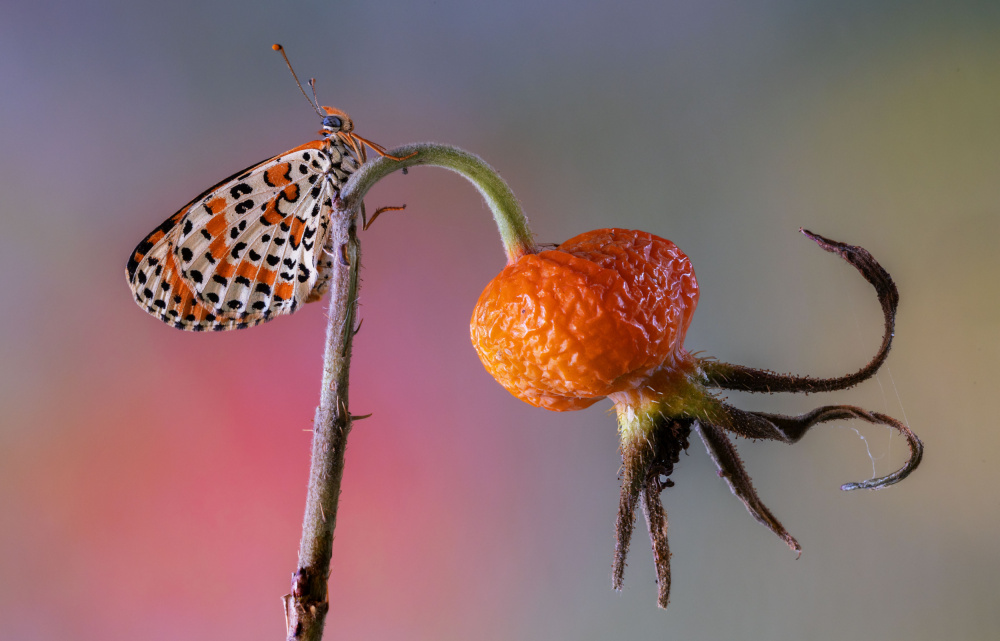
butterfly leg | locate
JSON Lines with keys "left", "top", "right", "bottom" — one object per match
{"left": 351, "top": 132, "right": 418, "bottom": 161}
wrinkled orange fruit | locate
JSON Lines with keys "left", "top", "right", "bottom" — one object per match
{"left": 471, "top": 228, "right": 700, "bottom": 411}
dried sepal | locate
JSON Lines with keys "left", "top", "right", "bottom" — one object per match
{"left": 754, "top": 406, "right": 924, "bottom": 490}
{"left": 640, "top": 482, "right": 672, "bottom": 608}
{"left": 702, "top": 229, "right": 898, "bottom": 395}
{"left": 697, "top": 421, "right": 801, "bottom": 555}
{"left": 613, "top": 406, "right": 691, "bottom": 606}
{"left": 707, "top": 400, "right": 923, "bottom": 491}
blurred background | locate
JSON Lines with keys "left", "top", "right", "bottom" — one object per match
{"left": 2, "top": 1, "right": 998, "bottom": 639}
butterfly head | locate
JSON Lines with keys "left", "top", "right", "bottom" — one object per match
{"left": 320, "top": 106, "right": 354, "bottom": 135}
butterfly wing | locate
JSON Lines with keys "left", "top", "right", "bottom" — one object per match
{"left": 127, "top": 169, "right": 250, "bottom": 331}
{"left": 127, "top": 139, "right": 359, "bottom": 330}
{"left": 126, "top": 222, "right": 226, "bottom": 330}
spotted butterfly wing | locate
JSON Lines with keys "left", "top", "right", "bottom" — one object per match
{"left": 127, "top": 111, "right": 359, "bottom": 331}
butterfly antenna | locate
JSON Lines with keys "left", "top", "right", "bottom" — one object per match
{"left": 308, "top": 78, "right": 322, "bottom": 111}
{"left": 272, "top": 44, "right": 323, "bottom": 116}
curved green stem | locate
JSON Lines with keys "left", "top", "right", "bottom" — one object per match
{"left": 336, "top": 143, "right": 536, "bottom": 262}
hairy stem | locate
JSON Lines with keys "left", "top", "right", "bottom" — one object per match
{"left": 284, "top": 142, "right": 534, "bottom": 639}
{"left": 284, "top": 215, "right": 361, "bottom": 641}
{"left": 336, "top": 143, "right": 536, "bottom": 262}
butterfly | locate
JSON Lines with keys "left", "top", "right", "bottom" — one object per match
{"left": 126, "top": 44, "right": 403, "bottom": 331}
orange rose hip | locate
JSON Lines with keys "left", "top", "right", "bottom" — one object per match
{"left": 470, "top": 228, "right": 699, "bottom": 410}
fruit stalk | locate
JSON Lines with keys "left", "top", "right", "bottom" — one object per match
{"left": 335, "top": 143, "right": 536, "bottom": 262}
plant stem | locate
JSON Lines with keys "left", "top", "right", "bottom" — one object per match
{"left": 338, "top": 143, "right": 536, "bottom": 262}
{"left": 285, "top": 216, "right": 361, "bottom": 641}
{"left": 285, "top": 142, "right": 533, "bottom": 640}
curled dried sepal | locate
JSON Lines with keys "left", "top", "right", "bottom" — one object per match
{"left": 759, "top": 406, "right": 923, "bottom": 490}
{"left": 705, "top": 399, "right": 923, "bottom": 492}
{"left": 702, "top": 229, "right": 898, "bottom": 395}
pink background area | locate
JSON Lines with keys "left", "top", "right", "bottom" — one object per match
{"left": 2, "top": 2, "right": 999, "bottom": 639}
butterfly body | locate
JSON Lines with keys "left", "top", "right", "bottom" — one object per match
{"left": 127, "top": 107, "right": 361, "bottom": 331}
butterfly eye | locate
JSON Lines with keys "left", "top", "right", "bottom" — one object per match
{"left": 323, "top": 115, "right": 343, "bottom": 130}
